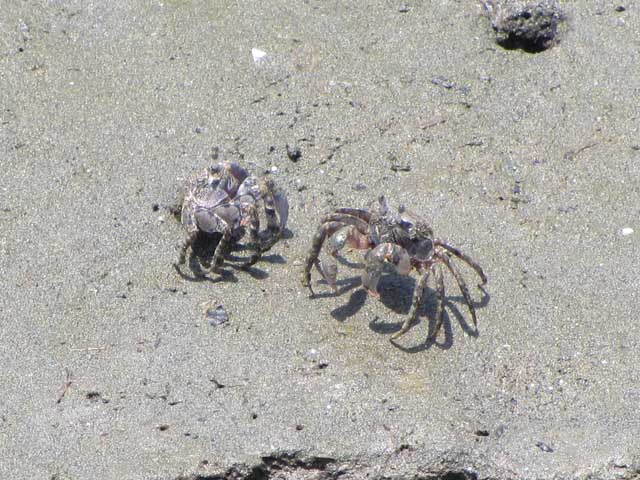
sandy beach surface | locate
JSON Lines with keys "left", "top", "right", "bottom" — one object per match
{"left": 1, "top": 1, "right": 639, "bottom": 479}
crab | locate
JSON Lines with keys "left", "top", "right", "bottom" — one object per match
{"left": 301, "top": 196, "right": 487, "bottom": 341}
{"left": 175, "top": 161, "right": 288, "bottom": 275}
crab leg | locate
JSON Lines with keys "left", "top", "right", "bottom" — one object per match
{"left": 431, "top": 265, "right": 446, "bottom": 341}
{"left": 435, "top": 240, "right": 487, "bottom": 286}
{"left": 241, "top": 204, "right": 262, "bottom": 268}
{"left": 270, "top": 184, "right": 290, "bottom": 232}
{"left": 332, "top": 208, "right": 372, "bottom": 223}
{"left": 251, "top": 180, "right": 289, "bottom": 258}
{"left": 320, "top": 213, "right": 369, "bottom": 232}
{"left": 439, "top": 253, "right": 477, "bottom": 329}
{"left": 261, "top": 179, "right": 284, "bottom": 234}
{"left": 210, "top": 224, "right": 234, "bottom": 272}
{"left": 391, "top": 268, "right": 430, "bottom": 340}
{"left": 302, "top": 221, "right": 345, "bottom": 294}
{"left": 176, "top": 230, "right": 198, "bottom": 266}
{"left": 320, "top": 225, "right": 371, "bottom": 291}
{"left": 263, "top": 189, "right": 279, "bottom": 237}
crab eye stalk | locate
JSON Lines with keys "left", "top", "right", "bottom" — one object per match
{"left": 370, "top": 224, "right": 381, "bottom": 245}
{"left": 378, "top": 195, "right": 390, "bottom": 215}
{"left": 208, "top": 164, "right": 223, "bottom": 176}
{"left": 400, "top": 219, "right": 415, "bottom": 235}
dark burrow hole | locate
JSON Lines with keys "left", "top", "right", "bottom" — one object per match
{"left": 442, "top": 471, "right": 478, "bottom": 480}
{"left": 190, "top": 461, "right": 479, "bottom": 480}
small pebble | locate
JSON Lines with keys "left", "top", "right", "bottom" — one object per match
{"left": 536, "top": 441, "right": 554, "bottom": 453}
{"left": 431, "top": 76, "right": 455, "bottom": 89}
{"left": 205, "top": 304, "right": 229, "bottom": 326}
{"left": 286, "top": 144, "right": 303, "bottom": 162}
{"left": 620, "top": 227, "right": 634, "bottom": 236}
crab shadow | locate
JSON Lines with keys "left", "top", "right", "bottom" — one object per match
{"left": 319, "top": 267, "right": 489, "bottom": 352}
{"left": 372, "top": 274, "right": 490, "bottom": 352}
{"left": 280, "top": 227, "right": 294, "bottom": 240}
{"left": 175, "top": 231, "right": 286, "bottom": 282}
{"left": 310, "top": 273, "right": 362, "bottom": 301}
{"left": 309, "top": 255, "right": 366, "bottom": 302}
{"left": 173, "top": 262, "right": 238, "bottom": 283}
{"left": 329, "top": 280, "right": 368, "bottom": 321}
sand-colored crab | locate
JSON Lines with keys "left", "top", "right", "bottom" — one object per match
{"left": 302, "top": 196, "right": 486, "bottom": 340}
{"left": 175, "top": 161, "right": 288, "bottom": 275}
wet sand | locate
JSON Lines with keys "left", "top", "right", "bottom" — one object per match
{"left": 1, "top": 1, "right": 639, "bottom": 479}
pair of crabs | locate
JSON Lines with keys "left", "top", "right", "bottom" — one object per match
{"left": 175, "top": 162, "right": 486, "bottom": 341}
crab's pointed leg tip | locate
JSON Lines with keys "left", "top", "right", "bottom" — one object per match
{"left": 390, "top": 331, "right": 404, "bottom": 342}
{"left": 365, "top": 287, "right": 380, "bottom": 299}
{"left": 304, "top": 283, "right": 315, "bottom": 297}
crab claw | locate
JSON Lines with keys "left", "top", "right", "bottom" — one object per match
{"left": 390, "top": 249, "right": 412, "bottom": 276}
{"left": 362, "top": 249, "right": 383, "bottom": 297}
{"left": 236, "top": 176, "right": 259, "bottom": 198}
{"left": 273, "top": 188, "right": 289, "bottom": 232}
{"left": 362, "top": 268, "right": 382, "bottom": 298}
{"left": 378, "top": 195, "right": 390, "bottom": 215}
{"left": 319, "top": 257, "right": 339, "bottom": 292}
{"left": 224, "top": 161, "right": 249, "bottom": 184}
{"left": 362, "top": 243, "right": 412, "bottom": 298}
{"left": 218, "top": 161, "right": 249, "bottom": 197}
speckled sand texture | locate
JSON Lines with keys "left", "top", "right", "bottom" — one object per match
{"left": 1, "top": 1, "right": 639, "bottom": 479}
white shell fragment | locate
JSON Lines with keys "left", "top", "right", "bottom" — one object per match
{"left": 620, "top": 227, "right": 634, "bottom": 236}
{"left": 251, "top": 48, "right": 267, "bottom": 63}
